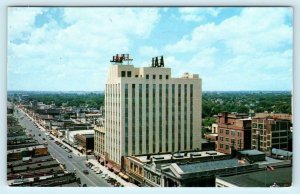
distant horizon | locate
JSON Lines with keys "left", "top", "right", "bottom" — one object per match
{"left": 7, "top": 90, "right": 292, "bottom": 93}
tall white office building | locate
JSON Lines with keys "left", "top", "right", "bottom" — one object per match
{"left": 105, "top": 55, "right": 202, "bottom": 166}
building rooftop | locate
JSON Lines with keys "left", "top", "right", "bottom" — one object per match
{"left": 272, "top": 148, "right": 293, "bottom": 157}
{"left": 7, "top": 145, "right": 47, "bottom": 154}
{"left": 68, "top": 129, "right": 95, "bottom": 136}
{"left": 178, "top": 158, "right": 250, "bottom": 174}
{"left": 217, "top": 165, "right": 292, "bottom": 187}
{"left": 239, "top": 149, "right": 265, "bottom": 156}
{"left": 134, "top": 151, "right": 225, "bottom": 163}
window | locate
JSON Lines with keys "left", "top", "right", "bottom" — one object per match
{"left": 220, "top": 128, "right": 224, "bottom": 133}
{"left": 225, "top": 145, "right": 229, "bottom": 150}
{"left": 146, "top": 74, "right": 149, "bottom": 79}
{"left": 121, "top": 71, "right": 126, "bottom": 77}
{"left": 226, "top": 138, "right": 229, "bottom": 142}
{"left": 238, "top": 131, "right": 241, "bottom": 137}
{"left": 159, "top": 75, "right": 162, "bottom": 79}
{"left": 220, "top": 136, "right": 224, "bottom": 141}
{"left": 231, "top": 130, "right": 235, "bottom": 136}
{"left": 130, "top": 162, "right": 133, "bottom": 169}
{"left": 231, "top": 139, "right": 235, "bottom": 144}
{"left": 226, "top": 130, "right": 229, "bottom": 135}
{"left": 166, "top": 75, "right": 169, "bottom": 79}
{"left": 127, "top": 71, "right": 132, "bottom": 77}
{"left": 220, "top": 144, "right": 224, "bottom": 148}
{"left": 153, "top": 75, "right": 156, "bottom": 79}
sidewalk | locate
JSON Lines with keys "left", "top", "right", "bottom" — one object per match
{"left": 88, "top": 159, "right": 137, "bottom": 187}
{"left": 20, "top": 107, "right": 137, "bottom": 187}
{"left": 20, "top": 108, "right": 85, "bottom": 157}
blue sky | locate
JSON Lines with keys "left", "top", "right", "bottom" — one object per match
{"left": 7, "top": 7, "right": 293, "bottom": 91}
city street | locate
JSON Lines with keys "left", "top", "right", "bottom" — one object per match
{"left": 14, "top": 109, "right": 111, "bottom": 187}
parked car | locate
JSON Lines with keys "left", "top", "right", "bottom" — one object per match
{"left": 83, "top": 169, "right": 89, "bottom": 175}
{"left": 68, "top": 155, "right": 72, "bottom": 158}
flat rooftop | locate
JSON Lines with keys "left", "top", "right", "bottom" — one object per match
{"left": 178, "top": 158, "right": 250, "bottom": 174}
{"left": 134, "top": 151, "right": 225, "bottom": 163}
{"left": 217, "top": 166, "right": 292, "bottom": 187}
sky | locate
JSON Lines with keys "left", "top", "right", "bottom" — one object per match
{"left": 7, "top": 7, "right": 293, "bottom": 91}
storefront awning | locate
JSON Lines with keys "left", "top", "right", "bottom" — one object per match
{"left": 119, "top": 172, "right": 129, "bottom": 180}
{"left": 106, "top": 163, "right": 113, "bottom": 169}
{"left": 113, "top": 167, "right": 120, "bottom": 173}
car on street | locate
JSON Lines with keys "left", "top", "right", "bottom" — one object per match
{"left": 38, "top": 134, "right": 41, "bottom": 136}
{"left": 68, "top": 155, "right": 72, "bottom": 158}
{"left": 83, "top": 169, "right": 89, "bottom": 175}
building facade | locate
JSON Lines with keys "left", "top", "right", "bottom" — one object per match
{"left": 217, "top": 112, "right": 252, "bottom": 154}
{"left": 94, "top": 126, "right": 106, "bottom": 159}
{"left": 105, "top": 56, "right": 202, "bottom": 166}
{"left": 251, "top": 115, "right": 292, "bottom": 153}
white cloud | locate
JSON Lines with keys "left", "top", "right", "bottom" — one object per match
{"left": 8, "top": 7, "right": 43, "bottom": 41}
{"left": 166, "top": 8, "right": 292, "bottom": 54}
{"left": 139, "top": 46, "right": 159, "bottom": 58}
{"left": 179, "top": 7, "right": 221, "bottom": 22}
{"left": 165, "top": 7, "right": 292, "bottom": 91}
{"left": 8, "top": 7, "right": 161, "bottom": 91}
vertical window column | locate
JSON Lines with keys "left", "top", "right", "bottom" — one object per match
{"left": 152, "top": 84, "right": 156, "bottom": 153}
{"left": 184, "top": 84, "right": 187, "bottom": 150}
{"left": 125, "top": 84, "right": 129, "bottom": 156}
{"left": 166, "top": 84, "right": 169, "bottom": 152}
{"left": 190, "top": 84, "right": 193, "bottom": 149}
{"left": 159, "top": 84, "right": 162, "bottom": 152}
{"left": 139, "top": 84, "right": 143, "bottom": 154}
{"left": 172, "top": 84, "right": 175, "bottom": 152}
{"left": 146, "top": 84, "right": 149, "bottom": 153}
{"left": 132, "top": 84, "right": 136, "bottom": 155}
{"left": 178, "top": 84, "right": 181, "bottom": 151}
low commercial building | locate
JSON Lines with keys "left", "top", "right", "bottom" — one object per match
{"left": 123, "top": 151, "right": 230, "bottom": 186}
{"left": 65, "top": 129, "right": 94, "bottom": 153}
{"left": 74, "top": 133, "right": 94, "bottom": 154}
{"left": 216, "top": 165, "right": 292, "bottom": 187}
{"left": 7, "top": 145, "right": 48, "bottom": 162}
{"left": 94, "top": 126, "right": 105, "bottom": 163}
{"left": 160, "top": 158, "right": 258, "bottom": 187}
{"left": 6, "top": 113, "right": 80, "bottom": 187}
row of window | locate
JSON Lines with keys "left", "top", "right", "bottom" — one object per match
{"left": 121, "top": 70, "right": 170, "bottom": 80}
{"left": 125, "top": 83, "right": 194, "bottom": 154}
{"left": 146, "top": 74, "right": 169, "bottom": 80}
{"left": 219, "top": 128, "right": 242, "bottom": 137}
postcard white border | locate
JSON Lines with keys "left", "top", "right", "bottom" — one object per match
{"left": 0, "top": 1, "right": 299, "bottom": 194}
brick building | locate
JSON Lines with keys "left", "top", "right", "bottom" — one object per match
{"left": 251, "top": 114, "right": 292, "bottom": 153}
{"left": 217, "top": 112, "right": 252, "bottom": 154}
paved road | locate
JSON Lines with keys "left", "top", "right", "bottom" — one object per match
{"left": 14, "top": 109, "right": 111, "bottom": 187}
